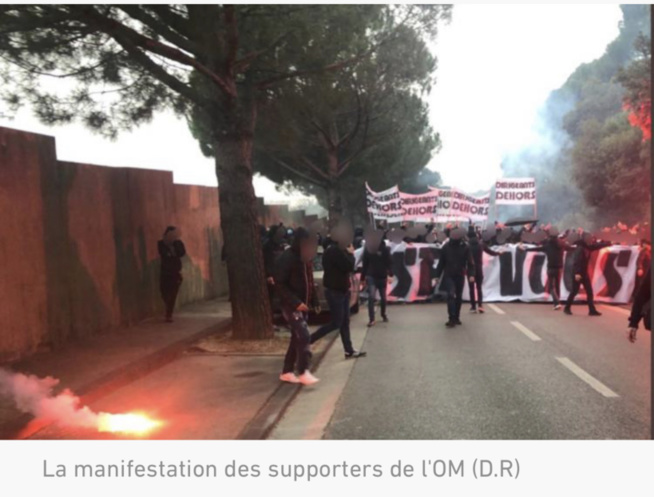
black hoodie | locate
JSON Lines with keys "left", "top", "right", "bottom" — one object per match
{"left": 435, "top": 238, "right": 475, "bottom": 279}
{"left": 274, "top": 243, "right": 318, "bottom": 313}
{"left": 524, "top": 236, "right": 574, "bottom": 270}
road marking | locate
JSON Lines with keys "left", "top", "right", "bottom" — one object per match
{"left": 555, "top": 357, "right": 619, "bottom": 398}
{"left": 487, "top": 303, "right": 505, "bottom": 315}
{"left": 600, "top": 304, "right": 631, "bottom": 317}
{"left": 510, "top": 321, "right": 541, "bottom": 341}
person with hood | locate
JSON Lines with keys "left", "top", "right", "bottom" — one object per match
{"left": 158, "top": 226, "right": 186, "bottom": 322}
{"left": 263, "top": 225, "right": 287, "bottom": 314}
{"left": 519, "top": 227, "right": 574, "bottom": 310}
{"left": 274, "top": 227, "right": 321, "bottom": 385}
{"left": 310, "top": 223, "right": 367, "bottom": 359}
{"left": 564, "top": 232, "right": 612, "bottom": 316}
{"left": 467, "top": 226, "right": 502, "bottom": 314}
{"left": 434, "top": 228, "right": 475, "bottom": 328}
{"left": 627, "top": 267, "right": 651, "bottom": 343}
{"left": 361, "top": 235, "right": 393, "bottom": 326}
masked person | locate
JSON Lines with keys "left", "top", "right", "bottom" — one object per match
{"left": 158, "top": 226, "right": 186, "bottom": 322}
{"left": 361, "top": 236, "right": 392, "bottom": 326}
{"left": 564, "top": 232, "right": 612, "bottom": 316}
{"left": 263, "top": 225, "right": 287, "bottom": 318}
{"left": 519, "top": 227, "right": 574, "bottom": 310}
{"left": 628, "top": 267, "right": 651, "bottom": 343}
{"left": 467, "top": 226, "right": 501, "bottom": 314}
{"left": 310, "top": 224, "right": 367, "bottom": 359}
{"left": 275, "top": 228, "right": 321, "bottom": 385}
{"left": 434, "top": 228, "right": 475, "bottom": 328}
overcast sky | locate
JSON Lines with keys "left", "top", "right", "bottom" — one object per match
{"left": 0, "top": 4, "right": 622, "bottom": 201}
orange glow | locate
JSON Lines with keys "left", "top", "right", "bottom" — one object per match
{"left": 97, "top": 412, "right": 162, "bottom": 436}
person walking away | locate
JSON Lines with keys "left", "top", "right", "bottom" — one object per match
{"left": 310, "top": 224, "right": 367, "bottom": 359}
{"left": 564, "top": 232, "right": 611, "bottom": 316}
{"left": 467, "top": 226, "right": 501, "bottom": 314}
{"left": 263, "top": 225, "right": 287, "bottom": 319}
{"left": 158, "top": 226, "right": 186, "bottom": 322}
{"left": 519, "top": 227, "right": 574, "bottom": 310}
{"left": 434, "top": 228, "right": 475, "bottom": 328}
{"left": 362, "top": 237, "right": 392, "bottom": 326}
{"left": 274, "top": 228, "right": 321, "bottom": 385}
{"left": 627, "top": 267, "right": 651, "bottom": 343}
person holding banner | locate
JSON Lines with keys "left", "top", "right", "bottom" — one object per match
{"left": 519, "top": 227, "right": 574, "bottom": 310}
{"left": 434, "top": 229, "right": 475, "bottom": 328}
{"left": 467, "top": 226, "right": 501, "bottom": 314}
{"left": 564, "top": 232, "right": 612, "bottom": 316}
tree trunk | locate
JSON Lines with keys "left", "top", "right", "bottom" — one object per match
{"left": 214, "top": 99, "right": 273, "bottom": 340}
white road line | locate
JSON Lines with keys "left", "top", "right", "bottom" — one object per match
{"left": 487, "top": 303, "right": 505, "bottom": 315}
{"left": 555, "top": 357, "right": 619, "bottom": 398}
{"left": 510, "top": 321, "right": 541, "bottom": 341}
{"left": 600, "top": 304, "right": 631, "bottom": 317}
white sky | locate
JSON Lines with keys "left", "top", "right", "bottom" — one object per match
{"left": 0, "top": 5, "right": 622, "bottom": 200}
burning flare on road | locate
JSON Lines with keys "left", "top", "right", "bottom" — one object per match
{"left": 0, "top": 368, "right": 162, "bottom": 437}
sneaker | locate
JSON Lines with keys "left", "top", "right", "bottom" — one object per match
{"left": 298, "top": 371, "right": 320, "bottom": 385}
{"left": 279, "top": 372, "right": 300, "bottom": 384}
{"left": 345, "top": 350, "right": 367, "bottom": 359}
{"left": 445, "top": 321, "right": 456, "bottom": 328}
{"left": 478, "top": 307, "right": 485, "bottom": 314}
{"left": 564, "top": 307, "right": 572, "bottom": 315}
{"left": 554, "top": 304, "right": 562, "bottom": 310}
{"left": 589, "top": 309, "right": 602, "bottom": 317}
{"left": 469, "top": 307, "right": 477, "bottom": 314}
{"left": 454, "top": 319, "right": 463, "bottom": 325}
{"left": 382, "top": 316, "right": 389, "bottom": 323}
{"left": 367, "top": 320, "right": 376, "bottom": 327}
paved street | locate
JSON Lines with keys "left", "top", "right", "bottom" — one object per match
{"left": 320, "top": 301, "right": 650, "bottom": 440}
{"left": 26, "top": 300, "right": 650, "bottom": 440}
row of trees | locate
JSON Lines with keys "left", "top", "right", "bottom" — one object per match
{"left": 0, "top": 5, "right": 450, "bottom": 339}
{"left": 501, "top": 4, "right": 651, "bottom": 228}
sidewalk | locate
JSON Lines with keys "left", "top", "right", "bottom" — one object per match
{"left": 0, "top": 298, "right": 232, "bottom": 439}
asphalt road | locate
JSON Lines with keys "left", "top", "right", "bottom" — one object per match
{"left": 323, "top": 301, "right": 650, "bottom": 440}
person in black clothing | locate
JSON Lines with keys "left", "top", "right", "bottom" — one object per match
{"left": 310, "top": 225, "right": 367, "bottom": 359}
{"left": 628, "top": 267, "right": 651, "bottom": 343}
{"left": 362, "top": 237, "right": 393, "bottom": 326}
{"left": 519, "top": 227, "right": 574, "bottom": 310}
{"left": 275, "top": 228, "right": 321, "bottom": 385}
{"left": 434, "top": 229, "right": 475, "bottom": 327}
{"left": 564, "top": 232, "right": 612, "bottom": 316}
{"left": 263, "top": 225, "right": 286, "bottom": 316}
{"left": 467, "top": 226, "right": 501, "bottom": 314}
{"left": 158, "top": 226, "right": 186, "bottom": 322}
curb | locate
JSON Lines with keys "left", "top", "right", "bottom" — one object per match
{"left": 2, "top": 318, "right": 231, "bottom": 440}
{"left": 236, "top": 330, "right": 340, "bottom": 440}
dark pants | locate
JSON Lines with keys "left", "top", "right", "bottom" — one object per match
{"left": 366, "top": 276, "right": 387, "bottom": 322}
{"left": 468, "top": 275, "right": 483, "bottom": 309}
{"left": 566, "top": 272, "right": 597, "bottom": 311}
{"left": 444, "top": 274, "right": 465, "bottom": 321}
{"left": 546, "top": 268, "right": 562, "bottom": 305}
{"left": 310, "top": 289, "right": 354, "bottom": 354}
{"left": 282, "top": 310, "right": 312, "bottom": 375}
{"left": 160, "top": 274, "right": 182, "bottom": 319}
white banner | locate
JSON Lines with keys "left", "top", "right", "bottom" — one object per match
{"left": 363, "top": 243, "right": 640, "bottom": 304}
{"left": 495, "top": 178, "right": 537, "bottom": 205}
{"left": 365, "top": 183, "right": 403, "bottom": 222}
{"left": 399, "top": 191, "right": 439, "bottom": 222}
{"left": 430, "top": 187, "right": 491, "bottom": 222}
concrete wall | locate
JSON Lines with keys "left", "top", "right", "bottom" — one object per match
{"left": 0, "top": 126, "right": 321, "bottom": 362}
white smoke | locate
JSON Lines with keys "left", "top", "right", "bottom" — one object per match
{"left": 0, "top": 368, "right": 99, "bottom": 428}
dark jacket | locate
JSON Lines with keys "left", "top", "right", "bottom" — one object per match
{"left": 361, "top": 242, "right": 392, "bottom": 279}
{"left": 525, "top": 237, "right": 574, "bottom": 270}
{"left": 158, "top": 240, "right": 186, "bottom": 276}
{"left": 629, "top": 267, "right": 651, "bottom": 329}
{"left": 468, "top": 236, "right": 499, "bottom": 277}
{"left": 263, "top": 237, "right": 285, "bottom": 278}
{"left": 274, "top": 247, "right": 318, "bottom": 313}
{"left": 435, "top": 239, "right": 475, "bottom": 279}
{"left": 572, "top": 240, "right": 611, "bottom": 275}
{"left": 322, "top": 244, "right": 355, "bottom": 292}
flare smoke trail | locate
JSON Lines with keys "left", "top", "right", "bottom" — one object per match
{"left": 0, "top": 368, "right": 99, "bottom": 428}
